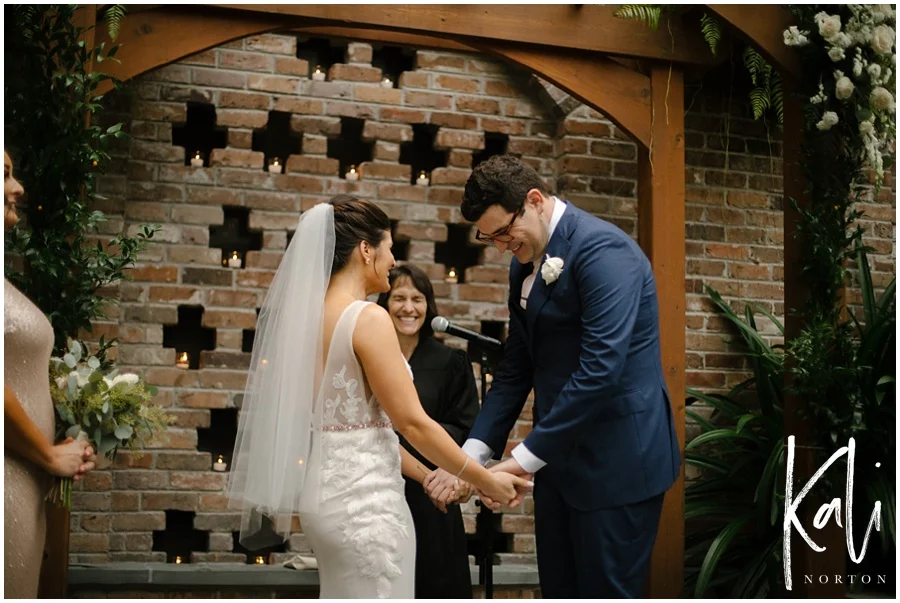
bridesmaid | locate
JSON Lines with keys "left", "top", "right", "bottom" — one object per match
{"left": 378, "top": 264, "right": 479, "bottom": 598}
{"left": 4, "top": 150, "right": 96, "bottom": 598}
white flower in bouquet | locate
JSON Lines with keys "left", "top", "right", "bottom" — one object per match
{"left": 871, "top": 86, "right": 895, "bottom": 112}
{"left": 784, "top": 26, "right": 810, "bottom": 47}
{"left": 860, "top": 120, "right": 876, "bottom": 135}
{"left": 835, "top": 32, "right": 854, "bottom": 48}
{"left": 829, "top": 47, "right": 846, "bottom": 62}
{"left": 871, "top": 24, "right": 896, "bottom": 55}
{"left": 816, "top": 111, "right": 840, "bottom": 130}
{"left": 817, "top": 14, "right": 843, "bottom": 42}
{"left": 872, "top": 5, "right": 895, "bottom": 24}
{"left": 835, "top": 76, "right": 855, "bottom": 100}
{"left": 868, "top": 63, "right": 883, "bottom": 80}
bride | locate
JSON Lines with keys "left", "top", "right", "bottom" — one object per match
{"left": 227, "top": 195, "right": 530, "bottom": 598}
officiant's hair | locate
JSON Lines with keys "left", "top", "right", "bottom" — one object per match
{"left": 461, "top": 154, "right": 550, "bottom": 222}
{"left": 375, "top": 264, "right": 439, "bottom": 338}
{"left": 329, "top": 195, "right": 391, "bottom": 274}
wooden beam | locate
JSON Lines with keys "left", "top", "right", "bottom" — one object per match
{"left": 704, "top": 5, "right": 802, "bottom": 80}
{"left": 472, "top": 42, "right": 652, "bottom": 149}
{"left": 637, "top": 65, "right": 686, "bottom": 598}
{"left": 211, "top": 4, "right": 719, "bottom": 65}
{"left": 289, "top": 25, "right": 475, "bottom": 53}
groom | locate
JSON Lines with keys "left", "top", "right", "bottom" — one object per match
{"left": 425, "top": 155, "right": 680, "bottom": 598}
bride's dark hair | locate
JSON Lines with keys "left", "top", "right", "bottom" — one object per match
{"left": 328, "top": 194, "right": 391, "bottom": 274}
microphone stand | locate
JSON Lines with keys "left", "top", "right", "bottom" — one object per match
{"left": 475, "top": 347, "right": 495, "bottom": 599}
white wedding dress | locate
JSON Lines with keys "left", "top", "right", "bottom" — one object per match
{"left": 299, "top": 300, "right": 416, "bottom": 598}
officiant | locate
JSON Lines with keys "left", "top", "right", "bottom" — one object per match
{"left": 377, "top": 264, "right": 478, "bottom": 598}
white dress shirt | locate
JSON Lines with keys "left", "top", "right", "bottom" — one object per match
{"left": 461, "top": 198, "right": 567, "bottom": 473}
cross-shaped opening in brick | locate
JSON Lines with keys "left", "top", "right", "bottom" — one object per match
{"left": 399, "top": 124, "right": 448, "bottom": 185}
{"left": 472, "top": 133, "right": 510, "bottom": 169}
{"left": 296, "top": 36, "right": 347, "bottom": 78}
{"left": 389, "top": 220, "right": 410, "bottom": 263}
{"left": 434, "top": 224, "right": 480, "bottom": 285}
{"left": 252, "top": 111, "right": 302, "bottom": 172}
{"left": 210, "top": 206, "right": 263, "bottom": 267}
{"left": 152, "top": 510, "right": 209, "bottom": 563}
{"left": 162, "top": 306, "right": 216, "bottom": 370}
{"left": 196, "top": 408, "right": 239, "bottom": 467}
{"left": 466, "top": 511, "right": 510, "bottom": 567}
{"left": 467, "top": 320, "right": 507, "bottom": 369}
{"left": 241, "top": 308, "right": 261, "bottom": 353}
{"left": 326, "top": 117, "right": 373, "bottom": 178}
{"left": 232, "top": 515, "right": 287, "bottom": 563}
{"left": 172, "top": 102, "right": 228, "bottom": 167}
{"left": 371, "top": 44, "right": 415, "bottom": 88}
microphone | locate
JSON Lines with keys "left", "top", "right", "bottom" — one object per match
{"left": 431, "top": 316, "right": 503, "bottom": 351}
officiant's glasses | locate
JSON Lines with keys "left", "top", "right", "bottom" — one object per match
{"left": 475, "top": 202, "right": 525, "bottom": 243}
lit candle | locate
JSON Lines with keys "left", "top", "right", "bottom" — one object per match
{"left": 445, "top": 267, "right": 458, "bottom": 284}
{"left": 213, "top": 455, "right": 227, "bottom": 472}
{"left": 345, "top": 165, "right": 359, "bottom": 181}
{"left": 416, "top": 170, "right": 430, "bottom": 186}
{"left": 174, "top": 556, "right": 183, "bottom": 564}
{"left": 298, "top": 458, "right": 304, "bottom": 466}
{"left": 255, "top": 556, "right": 266, "bottom": 565}
{"left": 269, "top": 157, "right": 283, "bottom": 174}
{"left": 312, "top": 65, "right": 326, "bottom": 81}
{"left": 228, "top": 251, "right": 242, "bottom": 269}
{"left": 190, "top": 151, "right": 203, "bottom": 168}
{"left": 381, "top": 77, "right": 393, "bottom": 88}
{"left": 176, "top": 352, "right": 189, "bottom": 370}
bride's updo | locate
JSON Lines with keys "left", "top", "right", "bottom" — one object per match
{"left": 328, "top": 194, "right": 391, "bottom": 275}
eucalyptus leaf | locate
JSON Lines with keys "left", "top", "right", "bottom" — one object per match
{"left": 88, "top": 357, "right": 100, "bottom": 370}
{"left": 70, "top": 339, "right": 82, "bottom": 358}
{"left": 100, "top": 435, "right": 118, "bottom": 455}
{"left": 64, "top": 353, "right": 76, "bottom": 368}
{"left": 114, "top": 424, "right": 133, "bottom": 440}
{"left": 65, "top": 424, "right": 83, "bottom": 439}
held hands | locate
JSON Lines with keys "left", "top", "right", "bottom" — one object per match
{"left": 423, "top": 463, "right": 533, "bottom": 510}
{"left": 479, "top": 458, "right": 533, "bottom": 511}
{"left": 47, "top": 437, "right": 96, "bottom": 480}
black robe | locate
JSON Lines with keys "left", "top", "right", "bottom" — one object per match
{"left": 401, "top": 336, "right": 479, "bottom": 599}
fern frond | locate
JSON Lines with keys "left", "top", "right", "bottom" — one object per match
{"left": 700, "top": 13, "right": 722, "bottom": 56}
{"left": 771, "top": 72, "right": 784, "bottom": 126}
{"left": 103, "top": 5, "right": 127, "bottom": 42}
{"left": 749, "top": 88, "right": 772, "bottom": 121}
{"left": 742, "top": 47, "right": 767, "bottom": 86}
{"left": 614, "top": 4, "right": 663, "bottom": 30}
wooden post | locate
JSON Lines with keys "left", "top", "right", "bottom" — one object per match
{"left": 781, "top": 76, "right": 846, "bottom": 599}
{"left": 637, "top": 64, "right": 686, "bottom": 598}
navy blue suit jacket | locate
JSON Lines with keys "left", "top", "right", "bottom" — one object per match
{"left": 469, "top": 201, "right": 681, "bottom": 511}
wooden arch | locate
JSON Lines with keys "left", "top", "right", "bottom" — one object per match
{"left": 53, "top": 4, "right": 805, "bottom": 599}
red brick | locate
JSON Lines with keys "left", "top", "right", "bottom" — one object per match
{"left": 591, "top": 140, "right": 637, "bottom": 160}
{"left": 398, "top": 71, "right": 429, "bottom": 88}
{"left": 466, "top": 266, "right": 510, "bottom": 284}
{"left": 248, "top": 74, "right": 301, "bottom": 94}
{"left": 128, "top": 265, "right": 178, "bottom": 283}
{"left": 275, "top": 57, "right": 311, "bottom": 77}
{"left": 354, "top": 85, "right": 404, "bottom": 105}
{"left": 346, "top": 42, "right": 373, "bottom": 64}
{"left": 705, "top": 243, "right": 749, "bottom": 261}
{"left": 124, "top": 202, "right": 168, "bottom": 221}
{"left": 179, "top": 391, "right": 232, "bottom": 409}
{"left": 236, "top": 270, "right": 276, "bottom": 289}
{"left": 216, "top": 110, "right": 269, "bottom": 129}
{"left": 436, "top": 129, "right": 484, "bottom": 150}
{"left": 285, "top": 155, "right": 339, "bottom": 176}
{"left": 430, "top": 167, "right": 470, "bottom": 186}
{"left": 182, "top": 267, "right": 234, "bottom": 287}
{"left": 70, "top": 533, "right": 109, "bottom": 552}
{"left": 198, "top": 370, "right": 250, "bottom": 390}
{"left": 562, "top": 156, "right": 612, "bottom": 174}
{"left": 145, "top": 64, "right": 191, "bottom": 83}
{"left": 112, "top": 471, "right": 168, "bottom": 490}
{"left": 326, "top": 100, "right": 377, "bottom": 119}
{"left": 434, "top": 75, "right": 479, "bottom": 93}
{"left": 416, "top": 52, "right": 466, "bottom": 72}
{"left": 141, "top": 492, "right": 200, "bottom": 512}
{"left": 272, "top": 97, "right": 324, "bottom": 114}
{"left": 199, "top": 494, "right": 232, "bottom": 511}
{"left": 144, "top": 367, "right": 198, "bottom": 387}
{"left": 191, "top": 68, "right": 246, "bottom": 89}
{"left": 128, "top": 181, "right": 185, "bottom": 202}
{"left": 155, "top": 452, "right": 213, "bottom": 471}
{"left": 328, "top": 63, "right": 382, "bottom": 82}
{"left": 429, "top": 187, "right": 464, "bottom": 205}
{"left": 404, "top": 90, "right": 453, "bottom": 110}
{"left": 72, "top": 492, "right": 111, "bottom": 512}
{"left": 376, "top": 183, "right": 427, "bottom": 202}
{"left": 201, "top": 309, "right": 258, "bottom": 329}
{"left": 245, "top": 34, "right": 296, "bottom": 55}
{"left": 457, "top": 284, "right": 507, "bottom": 303}
{"left": 374, "top": 141, "right": 401, "bottom": 161}
{"left": 112, "top": 451, "right": 153, "bottom": 469}
{"left": 182, "top": 49, "right": 217, "bottom": 66}
{"left": 131, "top": 141, "right": 183, "bottom": 163}
{"left": 358, "top": 162, "right": 411, "bottom": 182}
{"left": 218, "top": 91, "right": 269, "bottom": 110}
{"left": 216, "top": 168, "right": 273, "bottom": 189}
{"left": 170, "top": 471, "right": 227, "bottom": 491}
{"left": 171, "top": 205, "right": 226, "bottom": 225}
{"left": 290, "top": 115, "right": 342, "bottom": 136}
{"left": 200, "top": 350, "right": 252, "bottom": 370}
{"left": 145, "top": 428, "right": 198, "bottom": 450}
{"left": 111, "top": 512, "right": 166, "bottom": 531}
{"left": 218, "top": 50, "right": 273, "bottom": 72}
{"left": 457, "top": 96, "right": 501, "bottom": 114}
{"left": 448, "top": 150, "right": 473, "bottom": 168}
{"left": 245, "top": 251, "right": 283, "bottom": 270}
{"left": 727, "top": 191, "right": 769, "bottom": 208}
{"left": 379, "top": 107, "right": 427, "bottom": 124}
{"left": 687, "top": 371, "right": 727, "bottom": 388}
{"left": 564, "top": 120, "right": 611, "bottom": 137}
{"left": 430, "top": 112, "right": 478, "bottom": 129}
{"left": 686, "top": 259, "right": 726, "bottom": 277}
{"left": 186, "top": 186, "right": 243, "bottom": 206}
{"left": 508, "top": 138, "right": 554, "bottom": 156}
{"left": 394, "top": 222, "right": 448, "bottom": 242}
{"left": 481, "top": 116, "right": 527, "bottom": 135}
{"left": 363, "top": 121, "right": 413, "bottom": 143}
{"left": 206, "top": 289, "right": 259, "bottom": 308}
{"left": 132, "top": 102, "right": 186, "bottom": 123}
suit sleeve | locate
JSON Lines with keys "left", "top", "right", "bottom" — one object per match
{"left": 437, "top": 350, "right": 480, "bottom": 446}
{"left": 521, "top": 236, "right": 644, "bottom": 467}
{"left": 467, "top": 299, "right": 534, "bottom": 458}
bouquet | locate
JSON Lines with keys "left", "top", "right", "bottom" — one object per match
{"left": 47, "top": 338, "right": 171, "bottom": 507}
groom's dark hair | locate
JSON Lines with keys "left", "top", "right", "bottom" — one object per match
{"left": 329, "top": 195, "right": 391, "bottom": 274}
{"left": 461, "top": 154, "right": 550, "bottom": 222}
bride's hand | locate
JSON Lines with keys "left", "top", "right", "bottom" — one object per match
{"left": 479, "top": 471, "right": 533, "bottom": 508}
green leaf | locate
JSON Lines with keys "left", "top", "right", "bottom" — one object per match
{"left": 65, "top": 425, "right": 83, "bottom": 439}
{"left": 114, "top": 424, "right": 133, "bottom": 440}
{"left": 64, "top": 353, "right": 77, "bottom": 368}
{"left": 700, "top": 13, "right": 721, "bottom": 56}
{"left": 613, "top": 4, "right": 663, "bottom": 30}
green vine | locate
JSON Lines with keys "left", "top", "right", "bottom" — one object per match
{"left": 4, "top": 5, "right": 159, "bottom": 353}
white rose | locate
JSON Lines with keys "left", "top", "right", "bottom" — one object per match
{"left": 871, "top": 24, "right": 895, "bottom": 55}
{"left": 55, "top": 376, "right": 67, "bottom": 390}
{"left": 829, "top": 47, "right": 846, "bottom": 62}
{"left": 818, "top": 14, "right": 842, "bottom": 41}
{"left": 874, "top": 5, "right": 895, "bottom": 18}
{"left": 816, "top": 111, "right": 840, "bottom": 130}
{"left": 540, "top": 256, "right": 564, "bottom": 285}
{"left": 111, "top": 373, "right": 140, "bottom": 387}
{"left": 835, "top": 76, "right": 855, "bottom": 99}
{"left": 783, "top": 26, "right": 810, "bottom": 47}
{"left": 835, "top": 32, "right": 854, "bottom": 48}
{"left": 860, "top": 120, "right": 875, "bottom": 135}
{"left": 868, "top": 63, "right": 883, "bottom": 80}
{"left": 871, "top": 86, "right": 895, "bottom": 112}
{"left": 74, "top": 372, "right": 90, "bottom": 388}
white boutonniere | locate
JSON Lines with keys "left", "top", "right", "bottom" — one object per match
{"left": 541, "top": 255, "right": 564, "bottom": 285}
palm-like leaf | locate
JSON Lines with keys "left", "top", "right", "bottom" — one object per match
{"left": 613, "top": 4, "right": 663, "bottom": 30}
{"left": 700, "top": 13, "right": 722, "bottom": 56}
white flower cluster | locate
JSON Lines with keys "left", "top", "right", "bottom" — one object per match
{"left": 787, "top": 5, "right": 896, "bottom": 180}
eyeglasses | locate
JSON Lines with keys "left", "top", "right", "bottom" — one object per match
{"left": 475, "top": 202, "right": 525, "bottom": 243}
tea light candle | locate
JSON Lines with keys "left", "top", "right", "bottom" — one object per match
{"left": 176, "top": 352, "right": 189, "bottom": 370}
{"left": 213, "top": 455, "right": 227, "bottom": 472}
{"left": 174, "top": 556, "right": 183, "bottom": 564}
{"left": 445, "top": 267, "right": 458, "bottom": 284}
{"left": 255, "top": 556, "right": 266, "bottom": 565}
{"left": 416, "top": 170, "right": 430, "bottom": 186}
{"left": 345, "top": 165, "right": 359, "bottom": 181}
{"left": 228, "top": 251, "right": 242, "bottom": 269}
{"left": 190, "top": 151, "right": 203, "bottom": 168}
{"left": 312, "top": 65, "right": 326, "bottom": 81}
{"left": 269, "top": 157, "right": 283, "bottom": 174}
{"left": 381, "top": 77, "right": 393, "bottom": 88}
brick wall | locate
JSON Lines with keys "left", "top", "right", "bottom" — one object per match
{"left": 68, "top": 34, "right": 895, "bottom": 565}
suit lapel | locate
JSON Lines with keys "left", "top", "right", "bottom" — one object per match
{"left": 509, "top": 259, "right": 531, "bottom": 318}
{"left": 525, "top": 205, "right": 577, "bottom": 350}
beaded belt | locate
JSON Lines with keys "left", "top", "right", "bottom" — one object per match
{"left": 321, "top": 420, "right": 393, "bottom": 432}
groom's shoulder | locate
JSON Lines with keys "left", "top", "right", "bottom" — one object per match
{"left": 565, "top": 201, "right": 631, "bottom": 244}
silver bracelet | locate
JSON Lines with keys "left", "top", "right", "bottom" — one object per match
{"left": 455, "top": 457, "right": 470, "bottom": 479}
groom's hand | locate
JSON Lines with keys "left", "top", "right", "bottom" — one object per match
{"left": 423, "top": 468, "right": 459, "bottom": 505}
{"left": 478, "top": 459, "right": 532, "bottom": 509}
